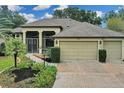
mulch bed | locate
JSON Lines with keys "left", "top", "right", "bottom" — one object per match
{"left": 0, "top": 67, "right": 39, "bottom": 88}
{"left": 12, "top": 67, "right": 39, "bottom": 82}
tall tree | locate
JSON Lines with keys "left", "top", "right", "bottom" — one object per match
{"left": 104, "top": 10, "right": 118, "bottom": 21}
{"left": 53, "top": 7, "right": 102, "bottom": 25}
{"left": 0, "top": 18, "right": 14, "bottom": 28}
{"left": 0, "top": 5, "right": 27, "bottom": 29}
{"left": 104, "top": 8, "right": 124, "bottom": 32}
{"left": 107, "top": 18, "right": 124, "bottom": 32}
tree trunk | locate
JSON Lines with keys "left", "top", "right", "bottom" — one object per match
{"left": 14, "top": 52, "right": 18, "bottom": 67}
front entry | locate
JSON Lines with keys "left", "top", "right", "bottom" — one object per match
{"left": 26, "top": 31, "right": 39, "bottom": 53}
{"left": 26, "top": 38, "right": 39, "bottom": 53}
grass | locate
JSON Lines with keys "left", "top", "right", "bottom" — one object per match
{"left": 0, "top": 57, "right": 57, "bottom": 88}
{"left": 0, "top": 56, "right": 13, "bottom": 72}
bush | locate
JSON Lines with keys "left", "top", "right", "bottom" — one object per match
{"left": 48, "top": 47, "right": 60, "bottom": 63}
{"left": 32, "top": 63, "right": 44, "bottom": 71}
{"left": 99, "top": 49, "right": 107, "bottom": 63}
{"left": 35, "top": 66, "right": 57, "bottom": 88}
{"left": 18, "top": 58, "right": 34, "bottom": 68}
{"left": 18, "top": 61, "right": 33, "bottom": 68}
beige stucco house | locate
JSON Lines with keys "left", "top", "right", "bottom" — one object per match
{"left": 13, "top": 18, "right": 124, "bottom": 62}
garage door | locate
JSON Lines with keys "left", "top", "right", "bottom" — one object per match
{"left": 60, "top": 41, "right": 98, "bottom": 60}
{"left": 104, "top": 41, "right": 122, "bottom": 60}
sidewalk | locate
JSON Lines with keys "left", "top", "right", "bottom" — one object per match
{"left": 26, "top": 53, "right": 57, "bottom": 66}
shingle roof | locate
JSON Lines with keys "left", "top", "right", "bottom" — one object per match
{"left": 54, "top": 22, "right": 124, "bottom": 38}
{"left": 13, "top": 18, "right": 81, "bottom": 33}
{"left": 22, "top": 18, "right": 81, "bottom": 30}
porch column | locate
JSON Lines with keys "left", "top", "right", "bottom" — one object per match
{"left": 19, "top": 34, "right": 23, "bottom": 41}
{"left": 122, "top": 40, "right": 124, "bottom": 60}
{"left": 23, "top": 31, "right": 26, "bottom": 44}
{"left": 39, "top": 31, "right": 42, "bottom": 54}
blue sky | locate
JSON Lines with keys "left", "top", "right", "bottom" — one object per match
{"left": 7, "top": 5, "right": 123, "bottom": 27}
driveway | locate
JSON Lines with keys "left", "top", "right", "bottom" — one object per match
{"left": 53, "top": 60, "right": 124, "bottom": 88}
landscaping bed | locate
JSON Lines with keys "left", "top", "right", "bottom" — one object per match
{"left": 0, "top": 57, "right": 57, "bottom": 88}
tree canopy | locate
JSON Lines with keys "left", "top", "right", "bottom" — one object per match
{"left": 5, "top": 36, "right": 26, "bottom": 56}
{"left": 107, "top": 18, "right": 124, "bottom": 32}
{"left": 104, "top": 8, "right": 124, "bottom": 32}
{"left": 53, "top": 7, "right": 102, "bottom": 25}
{"left": 0, "top": 6, "right": 27, "bottom": 29}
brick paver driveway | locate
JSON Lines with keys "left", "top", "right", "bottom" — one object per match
{"left": 53, "top": 60, "right": 124, "bottom": 88}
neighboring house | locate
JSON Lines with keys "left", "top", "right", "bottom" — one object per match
{"left": 13, "top": 18, "right": 124, "bottom": 62}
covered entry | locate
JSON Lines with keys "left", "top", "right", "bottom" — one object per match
{"left": 60, "top": 41, "right": 98, "bottom": 61}
{"left": 26, "top": 31, "right": 39, "bottom": 53}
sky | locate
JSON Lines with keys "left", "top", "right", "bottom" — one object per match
{"left": 7, "top": 5, "right": 124, "bottom": 27}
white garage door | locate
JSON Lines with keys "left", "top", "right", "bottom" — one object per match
{"left": 60, "top": 41, "right": 98, "bottom": 61}
{"left": 104, "top": 41, "right": 122, "bottom": 60}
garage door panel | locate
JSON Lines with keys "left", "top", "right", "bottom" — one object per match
{"left": 104, "top": 41, "right": 122, "bottom": 60}
{"left": 60, "top": 41, "right": 98, "bottom": 60}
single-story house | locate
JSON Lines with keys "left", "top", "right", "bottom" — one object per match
{"left": 13, "top": 18, "right": 124, "bottom": 62}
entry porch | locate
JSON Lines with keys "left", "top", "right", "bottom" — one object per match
{"left": 22, "top": 30, "right": 57, "bottom": 53}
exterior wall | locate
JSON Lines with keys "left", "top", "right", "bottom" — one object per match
{"left": 54, "top": 39, "right": 60, "bottom": 47}
{"left": 22, "top": 27, "right": 61, "bottom": 53}
{"left": 55, "top": 37, "right": 124, "bottom": 61}
{"left": 122, "top": 40, "right": 124, "bottom": 60}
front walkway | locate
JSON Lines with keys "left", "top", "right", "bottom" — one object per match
{"left": 26, "top": 53, "right": 44, "bottom": 62}
{"left": 53, "top": 60, "right": 124, "bottom": 88}
{"left": 26, "top": 53, "right": 57, "bottom": 66}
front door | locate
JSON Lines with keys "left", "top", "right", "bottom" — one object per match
{"left": 26, "top": 38, "right": 39, "bottom": 53}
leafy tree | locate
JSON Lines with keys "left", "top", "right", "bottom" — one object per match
{"left": 118, "top": 9, "right": 124, "bottom": 20}
{"left": 11, "top": 13, "right": 27, "bottom": 28}
{"left": 5, "top": 36, "right": 26, "bottom": 56}
{"left": 5, "top": 36, "right": 27, "bottom": 67}
{"left": 104, "top": 10, "right": 118, "bottom": 21}
{"left": 104, "top": 8, "right": 124, "bottom": 32}
{"left": 0, "top": 18, "right": 14, "bottom": 28}
{"left": 0, "top": 5, "right": 27, "bottom": 29}
{"left": 107, "top": 18, "right": 124, "bottom": 32}
{"left": 53, "top": 7, "right": 102, "bottom": 25}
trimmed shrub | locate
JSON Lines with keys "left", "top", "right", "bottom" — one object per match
{"left": 99, "top": 49, "right": 107, "bottom": 63}
{"left": 35, "top": 66, "right": 57, "bottom": 88}
{"left": 48, "top": 47, "right": 60, "bottom": 63}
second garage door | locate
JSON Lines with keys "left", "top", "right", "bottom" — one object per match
{"left": 60, "top": 41, "right": 98, "bottom": 61}
{"left": 104, "top": 41, "right": 122, "bottom": 60}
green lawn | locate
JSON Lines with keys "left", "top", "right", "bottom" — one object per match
{"left": 0, "top": 56, "right": 13, "bottom": 72}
